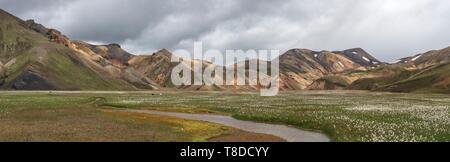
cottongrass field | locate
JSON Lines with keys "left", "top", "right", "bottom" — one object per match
{"left": 103, "top": 91, "right": 450, "bottom": 142}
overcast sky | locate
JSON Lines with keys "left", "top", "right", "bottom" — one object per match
{"left": 1, "top": 0, "right": 450, "bottom": 62}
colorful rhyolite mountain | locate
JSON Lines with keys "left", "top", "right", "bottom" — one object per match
{"left": 0, "top": 9, "right": 449, "bottom": 93}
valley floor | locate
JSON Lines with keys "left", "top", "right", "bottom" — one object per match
{"left": 0, "top": 91, "right": 449, "bottom": 142}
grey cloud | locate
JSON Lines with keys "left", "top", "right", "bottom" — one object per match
{"left": 1, "top": 0, "right": 450, "bottom": 62}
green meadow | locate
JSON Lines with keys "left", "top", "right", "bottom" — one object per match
{"left": 0, "top": 91, "right": 449, "bottom": 142}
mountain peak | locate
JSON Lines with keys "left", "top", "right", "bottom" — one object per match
{"left": 333, "top": 48, "right": 384, "bottom": 66}
{"left": 158, "top": 48, "right": 171, "bottom": 53}
{"left": 108, "top": 43, "right": 121, "bottom": 48}
{"left": 346, "top": 47, "right": 364, "bottom": 51}
{"left": 336, "top": 48, "right": 366, "bottom": 55}
{"left": 154, "top": 49, "right": 173, "bottom": 58}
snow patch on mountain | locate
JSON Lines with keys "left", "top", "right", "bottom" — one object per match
{"left": 362, "top": 56, "right": 371, "bottom": 62}
{"left": 411, "top": 54, "right": 422, "bottom": 61}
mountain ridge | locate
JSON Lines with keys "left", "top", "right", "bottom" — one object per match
{"left": 1, "top": 9, "right": 449, "bottom": 93}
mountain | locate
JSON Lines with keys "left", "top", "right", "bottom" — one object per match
{"left": 395, "top": 46, "right": 450, "bottom": 69}
{"left": 132, "top": 48, "right": 383, "bottom": 91}
{"left": 0, "top": 9, "right": 387, "bottom": 91}
{"left": 0, "top": 9, "right": 155, "bottom": 90}
{"left": 333, "top": 46, "right": 450, "bottom": 93}
{"left": 1, "top": 9, "right": 449, "bottom": 93}
{"left": 278, "top": 48, "right": 381, "bottom": 90}
{"left": 378, "top": 47, "right": 450, "bottom": 93}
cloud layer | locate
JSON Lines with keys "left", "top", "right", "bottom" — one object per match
{"left": 1, "top": 0, "right": 450, "bottom": 61}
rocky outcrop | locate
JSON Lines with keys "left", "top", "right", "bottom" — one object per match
{"left": 72, "top": 41, "right": 133, "bottom": 67}
{"left": 25, "top": 19, "right": 73, "bottom": 48}
{"left": 47, "top": 29, "right": 72, "bottom": 48}
{"left": 24, "top": 20, "right": 48, "bottom": 35}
